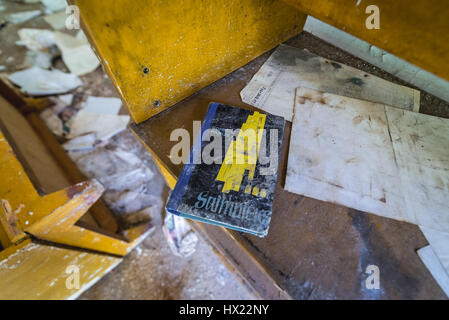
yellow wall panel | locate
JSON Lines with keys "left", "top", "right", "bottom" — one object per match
{"left": 73, "top": 0, "right": 306, "bottom": 123}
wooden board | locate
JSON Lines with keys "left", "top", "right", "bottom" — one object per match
{"left": 241, "top": 44, "right": 420, "bottom": 121}
{"left": 130, "top": 33, "right": 447, "bottom": 299}
{"left": 286, "top": 87, "right": 449, "bottom": 234}
{"left": 72, "top": 0, "right": 306, "bottom": 123}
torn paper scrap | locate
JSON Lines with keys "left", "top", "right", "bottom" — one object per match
{"left": 83, "top": 96, "right": 122, "bottom": 115}
{"left": 417, "top": 246, "right": 449, "bottom": 297}
{"left": 62, "top": 133, "right": 96, "bottom": 151}
{"left": 54, "top": 31, "right": 100, "bottom": 76}
{"left": 18, "top": 28, "right": 55, "bottom": 51}
{"left": 43, "top": 11, "right": 67, "bottom": 30}
{"left": 68, "top": 110, "right": 130, "bottom": 142}
{"left": 41, "top": 0, "right": 67, "bottom": 13}
{"left": 7, "top": 10, "right": 41, "bottom": 24}
{"left": 8, "top": 67, "right": 82, "bottom": 95}
{"left": 285, "top": 87, "right": 449, "bottom": 233}
{"left": 240, "top": 44, "right": 420, "bottom": 121}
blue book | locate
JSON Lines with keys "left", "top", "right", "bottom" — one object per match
{"left": 166, "top": 102, "right": 285, "bottom": 237}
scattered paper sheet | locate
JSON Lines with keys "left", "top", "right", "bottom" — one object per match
{"left": 18, "top": 28, "right": 56, "bottom": 51}
{"left": 417, "top": 245, "right": 449, "bottom": 297}
{"left": 240, "top": 45, "right": 420, "bottom": 121}
{"left": 83, "top": 96, "right": 122, "bottom": 115}
{"left": 68, "top": 110, "right": 130, "bottom": 142}
{"left": 8, "top": 67, "right": 82, "bottom": 95}
{"left": 62, "top": 133, "right": 96, "bottom": 151}
{"left": 285, "top": 87, "right": 449, "bottom": 233}
{"left": 54, "top": 31, "right": 100, "bottom": 76}
{"left": 43, "top": 11, "right": 67, "bottom": 30}
{"left": 20, "top": 50, "right": 53, "bottom": 69}
{"left": 7, "top": 10, "right": 41, "bottom": 24}
{"left": 41, "top": 0, "right": 67, "bottom": 13}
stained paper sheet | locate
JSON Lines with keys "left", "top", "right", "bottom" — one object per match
{"left": 285, "top": 87, "right": 449, "bottom": 234}
{"left": 240, "top": 45, "right": 420, "bottom": 121}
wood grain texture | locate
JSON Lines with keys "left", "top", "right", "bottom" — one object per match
{"left": 130, "top": 34, "right": 446, "bottom": 299}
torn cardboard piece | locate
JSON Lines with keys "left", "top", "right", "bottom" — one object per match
{"left": 54, "top": 31, "right": 100, "bottom": 76}
{"left": 240, "top": 45, "right": 420, "bottom": 121}
{"left": 285, "top": 87, "right": 449, "bottom": 233}
{"left": 8, "top": 66, "right": 82, "bottom": 95}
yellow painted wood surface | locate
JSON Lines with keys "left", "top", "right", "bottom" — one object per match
{"left": 283, "top": 0, "right": 449, "bottom": 81}
{"left": 0, "top": 241, "right": 121, "bottom": 300}
{"left": 72, "top": 0, "right": 306, "bottom": 123}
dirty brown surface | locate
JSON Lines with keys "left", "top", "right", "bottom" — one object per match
{"left": 131, "top": 31, "right": 449, "bottom": 299}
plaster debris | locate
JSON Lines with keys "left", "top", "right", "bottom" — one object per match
{"left": 7, "top": 10, "right": 41, "bottom": 24}
{"left": 62, "top": 132, "right": 96, "bottom": 151}
{"left": 41, "top": 0, "right": 67, "bottom": 13}
{"left": 163, "top": 212, "right": 198, "bottom": 258}
{"left": 54, "top": 31, "right": 100, "bottom": 76}
{"left": 83, "top": 96, "right": 122, "bottom": 115}
{"left": 20, "top": 50, "right": 53, "bottom": 69}
{"left": 8, "top": 67, "right": 82, "bottom": 95}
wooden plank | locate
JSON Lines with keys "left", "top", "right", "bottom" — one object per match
{"left": 0, "top": 241, "right": 121, "bottom": 300}
{"left": 130, "top": 33, "right": 446, "bottom": 299}
{"left": 241, "top": 44, "right": 420, "bottom": 121}
{"left": 27, "top": 113, "right": 119, "bottom": 233}
{"left": 286, "top": 87, "right": 449, "bottom": 233}
{"left": 282, "top": 0, "right": 449, "bottom": 82}
{"left": 72, "top": 0, "right": 306, "bottom": 123}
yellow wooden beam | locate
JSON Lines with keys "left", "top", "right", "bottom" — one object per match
{"left": 0, "top": 131, "right": 151, "bottom": 256}
{"left": 282, "top": 0, "right": 449, "bottom": 81}
{"left": 0, "top": 241, "right": 121, "bottom": 300}
{"left": 72, "top": 0, "right": 306, "bottom": 123}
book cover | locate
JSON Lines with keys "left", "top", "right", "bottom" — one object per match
{"left": 166, "top": 102, "right": 285, "bottom": 237}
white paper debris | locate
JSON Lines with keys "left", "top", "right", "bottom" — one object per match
{"left": 83, "top": 96, "right": 122, "bottom": 115}
{"left": 286, "top": 87, "right": 449, "bottom": 233}
{"left": 7, "top": 10, "right": 41, "bottom": 24}
{"left": 43, "top": 10, "right": 66, "bottom": 30}
{"left": 18, "top": 28, "right": 55, "bottom": 51}
{"left": 54, "top": 31, "right": 100, "bottom": 76}
{"left": 68, "top": 110, "right": 130, "bottom": 141}
{"left": 241, "top": 45, "right": 420, "bottom": 121}
{"left": 417, "top": 246, "right": 449, "bottom": 297}
{"left": 8, "top": 67, "right": 82, "bottom": 95}
{"left": 20, "top": 50, "right": 53, "bottom": 69}
{"left": 62, "top": 133, "right": 96, "bottom": 151}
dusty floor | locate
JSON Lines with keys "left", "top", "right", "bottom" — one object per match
{"left": 0, "top": 0, "right": 252, "bottom": 300}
